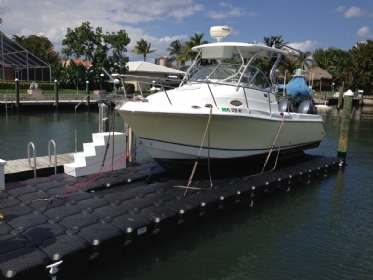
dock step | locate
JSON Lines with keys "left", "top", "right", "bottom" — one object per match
{"left": 64, "top": 132, "right": 127, "bottom": 177}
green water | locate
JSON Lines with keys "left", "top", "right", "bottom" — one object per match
{"left": 1, "top": 106, "right": 373, "bottom": 279}
{"left": 0, "top": 110, "right": 149, "bottom": 161}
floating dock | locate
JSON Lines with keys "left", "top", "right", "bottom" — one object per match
{"left": 0, "top": 156, "right": 341, "bottom": 279}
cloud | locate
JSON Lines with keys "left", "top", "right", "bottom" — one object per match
{"left": 355, "top": 26, "right": 372, "bottom": 38}
{"left": 287, "top": 40, "right": 319, "bottom": 52}
{"left": 227, "top": 7, "right": 246, "bottom": 17}
{"left": 335, "top": 5, "right": 372, "bottom": 18}
{"left": 248, "top": 12, "right": 259, "bottom": 18}
{"left": 159, "top": 35, "right": 188, "bottom": 42}
{"left": 344, "top": 6, "right": 366, "bottom": 18}
{"left": 208, "top": 11, "right": 229, "bottom": 19}
{"left": 219, "top": 2, "right": 229, "bottom": 7}
{"left": 0, "top": 0, "right": 205, "bottom": 62}
{"left": 207, "top": 2, "right": 246, "bottom": 19}
{"left": 334, "top": 6, "right": 346, "bottom": 13}
{"left": 229, "top": 27, "right": 240, "bottom": 36}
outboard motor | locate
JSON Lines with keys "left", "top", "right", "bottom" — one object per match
{"left": 298, "top": 100, "right": 317, "bottom": 114}
{"left": 278, "top": 99, "right": 295, "bottom": 113}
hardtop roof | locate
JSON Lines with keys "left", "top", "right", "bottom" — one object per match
{"left": 192, "top": 42, "right": 288, "bottom": 59}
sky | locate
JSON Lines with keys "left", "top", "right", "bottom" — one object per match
{"left": 1, "top": 0, "right": 373, "bottom": 64}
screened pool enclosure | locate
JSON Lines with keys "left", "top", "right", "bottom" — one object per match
{"left": 0, "top": 31, "right": 51, "bottom": 82}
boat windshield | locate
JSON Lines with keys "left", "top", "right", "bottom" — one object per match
{"left": 189, "top": 63, "right": 271, "bottom": 91}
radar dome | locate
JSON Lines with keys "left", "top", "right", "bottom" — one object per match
{"left": 210, "top": 26, "right": 230, "bottom": 42}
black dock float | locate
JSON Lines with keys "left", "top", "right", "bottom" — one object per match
{"left": 0, "top": 156, "right": 341, "bottom": 279}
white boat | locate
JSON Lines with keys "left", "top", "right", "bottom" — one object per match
{"left": 116, "top": 26, "right": 326, "bottom": 173}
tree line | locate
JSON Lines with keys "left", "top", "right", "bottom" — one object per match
{"left": 5, "top": 20, "right": 373, "bottom": 94}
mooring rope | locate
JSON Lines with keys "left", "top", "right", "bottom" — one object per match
{"left": 245, "top": 112, "right": 286, "bottom": 179}
{"left": 174, "top": 104, "right": 214, "bottom": 194}
{"left": 30, "top": 147, "right": 136, "bottom": 206}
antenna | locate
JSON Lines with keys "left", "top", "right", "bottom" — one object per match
{"left": 210, "top": 26, "right": 230, "bottom": 42}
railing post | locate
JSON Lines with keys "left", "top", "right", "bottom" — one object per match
{"left": 27, "top": 142, "right": 37, "bottom": 178}
{"left": 48, "top": 140, "right": 57, "bottom": 175}
{"left": 74, "top": 94, "right": 90, "bottom": 153}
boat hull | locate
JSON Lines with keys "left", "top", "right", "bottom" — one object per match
{"left": 117, "top": 106, "right": 325, "bottom": 173}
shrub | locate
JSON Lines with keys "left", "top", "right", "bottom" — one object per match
{"left": 0, "top": 81, "right": 54, "bottom": 90}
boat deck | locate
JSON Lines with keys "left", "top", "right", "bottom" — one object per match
{"left": 0, "top": 156, "right": 341, "bottom": 279}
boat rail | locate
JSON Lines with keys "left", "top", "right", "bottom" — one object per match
{"left": 75, "top": 94, "right": 90, "bottom": 153}
{"left": 48, "top": 140, "right": 57, "bottom": 175}
{"left": 118, "top": 73, "right": 278, "bottom": 117}
{"left": 27, "top": 142, "right": 37, "bottom": 178}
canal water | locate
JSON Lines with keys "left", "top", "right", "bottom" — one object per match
{"left": 0, "top": 109, "right": 150, "bottom": 161}
{"left": 1, "top": 106, "right": 373, "bottom": 279}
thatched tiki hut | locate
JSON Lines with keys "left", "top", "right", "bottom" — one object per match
{"left": 304, "top": 67, "right": 332, "bottom": 92}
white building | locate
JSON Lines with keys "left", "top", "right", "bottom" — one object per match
{"left": 125, "top": 61, "right": 185, "bottom": 91}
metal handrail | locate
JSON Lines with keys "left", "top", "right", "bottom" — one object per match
{"left": 48, "top": 140, "right": 57, "bottom": 174}
{"left": 206, "top": 83, "right": 218, "bottom": 108}
{"left": 27, "top": 142, "right": 37, "bottom": 178}
{"left": 74, "top": 94, "right": 90, "bottom": 153}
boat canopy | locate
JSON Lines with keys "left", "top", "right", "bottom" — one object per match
{"left": 192, "top": 42, "right": 288, "bottom": 59}
{"left": 286, "top": 76, "right": 312, "bottom": 99}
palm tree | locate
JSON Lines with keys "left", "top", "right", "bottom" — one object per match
{"left": 312, "top": 48, "right": 333, "bottom": 70}
{"left": 263, "top": 35, "right": 287, "bottom": 48}
{"left": 259, "top": 35, "right": 288, "bottom": 77}
{"left": 350, "top": 40, "right": 373, "bottom": 92}
{"left": 183, "top": 33, "right": 208, "bottom": 62}
{"left": 298, "top": 51, "right": 313, "bottom": 70}
{"left": 131, "top": 39, "right": 156, "bottom": 61}
{"left": 167, "top": 39, "right": 185, "bottom": 68}
{"left": 12, "top": 35, "right": 27, "bottom": 45}
{"left": 279, "top": 53, "right": 301, "bottom": 77}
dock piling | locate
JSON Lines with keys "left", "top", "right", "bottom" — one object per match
{"left": 15, "top": 78, "right": 20, "bottom": 110}
{"left": 86, "top": 81, "right": 90, "bottom": 108}
{"left": 54, "top": 80, "right": 59, "bottom": 110}
{"left": 337, "top": 89, "right": 354, "bottom": 166}
{"left": 337, "top": 82, "right": 344, "bottom": 110}
{"left": 99, "top": 103, "right": 109, "bottom": 132}
{"left": 0, "top": 159, "right": 6, "bottom": 190}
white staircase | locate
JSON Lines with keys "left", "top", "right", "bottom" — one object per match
{"left": 64, "top": 132, "right": 127, "bottom": 177}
